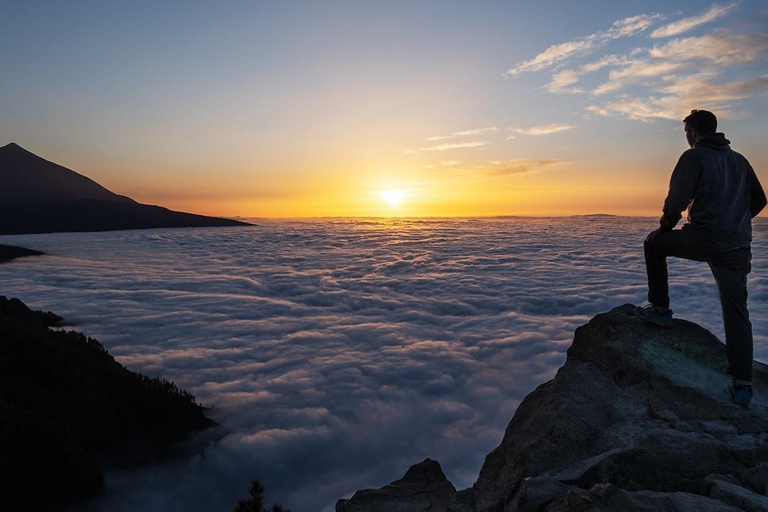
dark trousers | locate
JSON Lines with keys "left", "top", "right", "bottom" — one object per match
{"left": 644, "top": 229, "right": 753, "bottom": 381}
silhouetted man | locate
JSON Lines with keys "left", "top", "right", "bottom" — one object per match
{"left": 636, "top": 109, "right": 766, "bottom": 406}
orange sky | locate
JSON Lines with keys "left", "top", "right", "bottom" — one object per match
{"left": 3, "top": 1, "right": 767, "bottom": 218}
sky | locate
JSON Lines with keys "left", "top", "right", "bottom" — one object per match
{"left": 2, "top": 0, "right": 768, "bottom": 217}
{"left": 4, "top": 217, "right": 768, "bottom": 511}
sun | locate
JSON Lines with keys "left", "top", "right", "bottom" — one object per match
{"left": 380, "top": 189, "right": 405, "bottom": 207}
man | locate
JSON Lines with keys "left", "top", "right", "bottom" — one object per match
{"left": 636, "top": 109, "right": 766, "bottom": 406}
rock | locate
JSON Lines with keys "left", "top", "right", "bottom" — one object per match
{"left": 543, "top": 483, "right": 744, "bottom": 512}
{"left": 743, "top": 463, "right": 768, "bottom": 495}
{"left": 706, "top": 475, "right": 768, "bottom": 512}
{"left": 336, "top": 459, "right": 456, "bottom": 512}
{"left": 471, "top": 304, "right": 768, "bottom": 511}
{"left": 336, "top": 304, "right": 768, "bottom": 512}
{"left": 448, "top": 489, "right": 475, "bottom": 512}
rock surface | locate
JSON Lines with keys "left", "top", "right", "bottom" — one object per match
{"left": 338, "top": 304, "right": 768, "bottom": 511}
{"left": 0, "top": 296, "right": 216, "bottom": 512}
{"left": 336, "top": 459, "right": 456, "bottom": 512}
{"left": 469, "top": 303, "right": 768, "bottom": 512}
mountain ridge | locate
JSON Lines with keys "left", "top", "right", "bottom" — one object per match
{"left": 0, "top": 142, "right": 250, "bottom": 234}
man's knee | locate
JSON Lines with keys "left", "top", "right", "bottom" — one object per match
{"left": 643, "top": 236, "right": 662, "bottom": 257}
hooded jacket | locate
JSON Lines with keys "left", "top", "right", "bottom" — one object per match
{"left": 660, "top": 133, "right": 766, "bottom": 243}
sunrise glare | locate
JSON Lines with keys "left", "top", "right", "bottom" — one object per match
{"left": 381, "top": 189, "right": 405, "bottom": 208}
{"left": 3, "top": 1, "right": 766, "bottom": 218}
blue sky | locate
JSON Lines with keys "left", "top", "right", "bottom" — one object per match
{"left": 2, "top": 1, "right": 767, "bottom": 216}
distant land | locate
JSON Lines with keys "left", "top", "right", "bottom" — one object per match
{"left": 0, "top": 244, "right": 44, "bottom": 263}
{"left": 0, "top": 142, "right": 251, "bottom": 235}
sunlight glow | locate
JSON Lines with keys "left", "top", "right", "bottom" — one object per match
{"left": 381, "top": 189, "right": 405, "bottom": 207}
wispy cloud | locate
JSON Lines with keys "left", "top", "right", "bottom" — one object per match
{"left": 649, "top": 31, "right": 768, "bottom": 65}
{"left": 651, "top": 3, "right": 738, "bottom": 38}
{"left": 592, "top": 30, "right": 768, "bottom": 105}
{"left": 587, "top": 95, "right": 676, "bottom": 121}
{"left": 546, "top": 55, "right": 627, "bottom": 93}
{"left": 481, "top": 159, "right": 565, "bottom": 176}
{"left": 512, "top": 2, "right": 768, "bottom": 126}
{"left": 505, "top": 14, "right": 663, "bottom": 76}
{"left": 547, "top": 70, "right": 582, "bottom": 94}
{"left": 427, "top": 127, "right": 499, "bottom": 141}
{"left": 511, "top": 124, "right": 577, "bottom": 136}
{"left": 420, "top": 141, "right": 492, "bottom": 152}
{"left": 587, "top": 74, "right": 768, "bottom": 121}
{"left": 592, "top": 60, "right": 687, "bottom": 96}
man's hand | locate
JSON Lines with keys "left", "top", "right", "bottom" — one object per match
{"left": 645, "top": 228, "right": 663, "bottom": 243}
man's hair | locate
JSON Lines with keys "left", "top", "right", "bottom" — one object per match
{"left": 683, "top": 109, "right": 717, "bottom": 135}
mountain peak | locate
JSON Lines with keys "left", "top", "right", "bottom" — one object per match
{"left": 0, "top": 143, "right": 126, "bottom": 206}
{"left": 0, "top": 143, "right": 250, "bottom": 234}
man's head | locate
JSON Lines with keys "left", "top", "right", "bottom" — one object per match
{"left": 683, "top": 109, "right": 717, "bottom": 148}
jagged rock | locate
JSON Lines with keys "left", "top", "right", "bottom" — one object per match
{"left": 543, "top": 483, "right": 743, "bottom": 512}
{"left": 706, "top": 475, "right": 768, "bottom": 512}
{"left": 337, "top": 305, "right": 768, "bottom": 511}
{"left": 743, "top": 463, "right": 768, "bottom": 495}
{"left": 336, "top": 459, "right": 456, "bottom": 512}
{"left": 448, "top": 489, "right": 476, "bottom": 512}
{"left": 469, "top": 304, "right": 768, "bottom": 512}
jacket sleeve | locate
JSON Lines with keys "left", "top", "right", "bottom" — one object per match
{"left": 748, "top": 163, "right": 766, "bottom": 218}
{"left": 660, "top": 150, "right": 700, "bottom": 231}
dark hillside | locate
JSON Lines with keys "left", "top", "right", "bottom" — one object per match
{"left": 0, "top": 296, "right": 215, "bottom": 512}
{"left": 0, "top": 244, "right": 44, "bottom": 263}
{"left": 0, "top": 142, "right": 251, "bottom": 234}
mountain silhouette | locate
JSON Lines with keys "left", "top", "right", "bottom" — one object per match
{"left": 0, "top": 142, "right": 250, "bottom": 234}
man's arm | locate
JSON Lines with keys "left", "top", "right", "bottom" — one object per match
{"left": 748, "top": 164, "right": 766, "bottom": 218}
{"left": 660, "top": 151, "right": 700, "bottom": 231}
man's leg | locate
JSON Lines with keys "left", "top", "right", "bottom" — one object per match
{"left": 709, "top": 263, "right": 753, "bottom": 382}
{"left": 643, "top": 230, "right": 714, "bottom": 308}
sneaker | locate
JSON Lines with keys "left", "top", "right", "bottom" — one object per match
{"left": 635, "top": 304, "right": 673, "bottom": 327}
{"left": 731, "top": 380, "right": 753, "bottom": 407}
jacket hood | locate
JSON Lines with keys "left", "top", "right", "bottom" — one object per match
{"left": 695, "top": 132, "right": 731, "bottom": 151}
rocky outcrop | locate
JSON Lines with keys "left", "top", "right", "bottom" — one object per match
{"left": 0, "top": 296, "right": 216, "bottom": 512}
{"left": 339, "top": 304, "right": 768, "bottom": 512}
{"left": 469, "top": 303, "right": 768, "bottom": 512}
{"left": 336, "top": 459, "right": 456, "bottom": 512}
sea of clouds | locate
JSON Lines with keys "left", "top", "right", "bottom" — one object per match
{"left": 3, "top": 216, "right": 768, "bottom": 512}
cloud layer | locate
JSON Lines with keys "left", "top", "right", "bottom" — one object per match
{"left": 3, "top": 217, "right": 768, "bottom": 512}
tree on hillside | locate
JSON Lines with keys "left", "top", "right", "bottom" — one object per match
{"left": 233, "top": 479, "right": 290, "bottom": 512}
